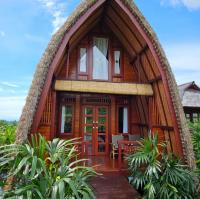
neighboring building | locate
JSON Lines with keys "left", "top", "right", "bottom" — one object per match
{"left": 179, "top": 81, "right": 200, "bottom": 122}
{"left": 16, "top": 0, "right": 194, "bottom": 168}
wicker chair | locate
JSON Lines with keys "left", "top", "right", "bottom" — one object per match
{"left": 110, "top": 134, "right": 124, "bottom": 159}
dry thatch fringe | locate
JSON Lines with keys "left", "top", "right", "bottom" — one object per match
{"left": 16, "top": 0, "right": 195, "bottom": 168}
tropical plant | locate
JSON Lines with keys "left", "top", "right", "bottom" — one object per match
{"left": 0, "top": 120, "right": 17, "bottom": 145}
{"left": 127, "top": 133, "right": 197, "bottom": 199}
{"left": 0, "top": 134, "right": 97, "bottom": 199}
{"left": 189, "top": 121, "right": 200, "bottom": 180}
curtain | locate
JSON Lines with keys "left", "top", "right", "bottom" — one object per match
{"left": 114, "top": 51, "right": 120, "bottom": 74}
{"left": 80, "top": 48, "right": 87, "bottom": 72}
{"left": 61, "top": 106, "right": 65, "bottom": 133}
{"left": 123, "top": 107, "right": 128, "bottom": 133}
{"left": 93, "top": 37, "right": 108, "bottom": 80}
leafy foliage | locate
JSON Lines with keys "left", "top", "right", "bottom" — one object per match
{"left": 0, "top": 120, "right": 17, "bottom": 145}
{"left": 0, "top": 134, "right": 97, "bottom": 199}
{"left": 189, "top": 122, "right": 200, "bottom": 179}
{"left": 127, "top": 133, "right": 198, "bottom": 199}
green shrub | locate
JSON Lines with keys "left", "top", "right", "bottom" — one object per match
{"left": 189, "top": 122, "right": 200, "bottom": 179}
{"left": 0, "top": 134, "right": 97, "bottom": 199}
{"left": 127, "top": 133, "right": 198, "bottom": 199}
{"left": 0, "top": 120, "right": 17, "bottom": 145}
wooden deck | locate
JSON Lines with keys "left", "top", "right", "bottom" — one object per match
{"left": 84, "top": 156, "right": 139, "bottom": 198}
{"left": 91, "top": 172, "right": 139, "bottom": 199}
{"left": 83, "top": 156, "right": 128, "bottom": 172}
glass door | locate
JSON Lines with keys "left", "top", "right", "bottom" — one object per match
{"left": 82, "top": 106, "right": 109, "bottom": 156}
{"left": 96, "top": 107, "right": 108, "bottom": 155}
{"left": 82, "top": 106, "right": 95, "bottom": 155}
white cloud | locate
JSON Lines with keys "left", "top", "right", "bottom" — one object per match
{"left": 163, "top": 42, "right": 200, "bottom": 85}
{"left": 161, "top": 0, "right": 200, "bottom": 9}
{"left": 0, "top": 30, "right": 5, "bottom": 37}
{"left": 0, "top": 87, "right": 3, "bottom": 92}
{"left": 0, "top": 96, "right": 26, "bottom": 121}
{"left": 38, "top": 0, "right": 68, "bottom": 33}
{"left": 1, "top": 82, "right": 19, "bottom": 88}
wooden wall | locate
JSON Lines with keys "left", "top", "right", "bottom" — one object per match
{"left": 35, "top": 2, "right": 183, "bottom": 156}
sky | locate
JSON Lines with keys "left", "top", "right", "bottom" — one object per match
{"left": 0, "top": 0, "right": 199, "bottom": 120}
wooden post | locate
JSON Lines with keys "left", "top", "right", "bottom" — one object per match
{"left": 148, "top": 96, "right": 153, "bottom": 131}
{"left": 50, "top": 91, "right": 56, "bottom": 140}
{"left": 74, "top": 95, "right": 81, "bottom": 137}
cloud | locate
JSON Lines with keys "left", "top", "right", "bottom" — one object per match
{"left": 1, "top": 82, "right": 19, "bottom": 88}
{"left": 38, "top": 0, "right": 68, "bottom": 33}
{"left": 0, "top": 30, "right": 5, "bottom": 37}
{"left": 163, "top": 42, "right": 200, "bottom": 85}
{"left": 0, "top": 87, "right": 3, "bottom": 92}
{"left": 0, "top": 96, "right": 26, "bottom": 121}
{"left": 161, "top": 0, "right": 200, "bottom": 9}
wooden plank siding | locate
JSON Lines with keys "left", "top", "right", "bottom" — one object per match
{"left": 33, "top": 0, "right": 184, "bottom": 159}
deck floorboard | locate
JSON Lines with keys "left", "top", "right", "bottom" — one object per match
{"left": 91, "top": 172, "right": 139, "bottom": 199}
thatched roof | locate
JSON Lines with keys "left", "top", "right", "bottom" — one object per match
{"left": 179, "top": 82, "right": 200, "bottom": 107}
{"left": 16, "top": 0, "right": 195, "bottom": 168}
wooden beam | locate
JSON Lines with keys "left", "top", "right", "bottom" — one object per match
{"left": 148, "top": 76, "right": 162, "bottom": 83}
{"left": 152, "top": 125, "right": 174, "bottom": 131}
{"left": 130, "top": 44, "right": 148, "bottom": 65}
{"left": 54, "top": 80, "right": 154, "bottom": 96}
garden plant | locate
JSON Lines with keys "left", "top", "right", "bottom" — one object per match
{"left": 0, "top": 120, "right": 17, "bottom": 145}
{"left": 127, "top": 133, "right": 198, "bottom": 199}
{"left": 0, "top": 134, "right": 97, "bottom": 199}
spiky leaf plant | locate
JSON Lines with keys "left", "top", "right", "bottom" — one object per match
{"left": 127, "top": 133, "right": 197, "bottom": 199}
{"left": 0, "top": 134, "right": 97, "bottom": 199}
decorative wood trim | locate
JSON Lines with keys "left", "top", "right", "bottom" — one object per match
{"left": 129, "top": 44, "right": 148, "bottom": 65}
{"left": 115, "top": 0, "right": 183, "bottom": 156}
{"left": 50, "top": 91, "right": 56, "bottom": 139}
{"left": 152, "top": 125, "right": 174, "bottom": 131}
{"left": 148, "top": 76, "right": 162, "bottom": 83}
{"left": 54, "top": 80, "right": 154, "bottom": 96}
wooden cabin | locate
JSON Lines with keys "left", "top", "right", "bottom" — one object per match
{"left": 179, "top": 81, "right": 200, "bottom": 122}
{"left": 16, "top": 0, "right": 195, "bottom": 168}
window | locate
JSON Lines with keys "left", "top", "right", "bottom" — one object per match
{"left": 193, "top": 113, "right": 199, "bottom": 122}
{"left": 93, "top": 37, "right": 108, "bottom": 80}
{"left": 114, "top": 50, "right": 121, "bottom": 74}
{"left": 79, "top": 47, "right": 87, "bottom": 73}
{"left": 185, "top": 113, "right": 191, "bottom": 122}
{"left": 61, "top": 105, "right": 73, "bottom": 134}
{"left": 118, "top": 107, "right": 128, "bottom": 134}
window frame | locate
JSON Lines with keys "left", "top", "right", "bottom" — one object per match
{"left": 59, "top": 103, "right": 75, "bottom": 136}
{"left": 91, "top": 36, "right": 111, "bottom": 81}
{"left": 78, "top": 45, "right": 88, "bottom": 75}
{"left": 116, "top": 105, "right": 129, "bottom": 134}
{"left": 112, "top": 48, "right": 123, "bottom": 77}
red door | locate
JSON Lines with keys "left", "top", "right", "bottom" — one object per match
{"left": 82, "top": 106, "right": 109, "bottom": 156}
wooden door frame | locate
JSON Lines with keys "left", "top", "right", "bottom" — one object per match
{"left": 81, "top": 105, "right": 109, "bottom": 156}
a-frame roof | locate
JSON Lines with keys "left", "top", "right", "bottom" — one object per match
{"left": 16, "top": 0, "right": 195, "bottom": 168}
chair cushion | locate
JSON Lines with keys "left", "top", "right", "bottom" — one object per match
{"left": 128, "top": 134, "right": 141, "bottom": 141}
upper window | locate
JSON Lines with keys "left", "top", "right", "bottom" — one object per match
{"left": 93, "top": 37, "right": 109, "bottom": 80}
{"left": 114, "top": 50, "right": 121, "bottom": 75}
{"left": 79, "top": 47, "right": 87, "bottom": 73}
{"left": 61, "top": 105, "right": 73, "bottom": 134}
